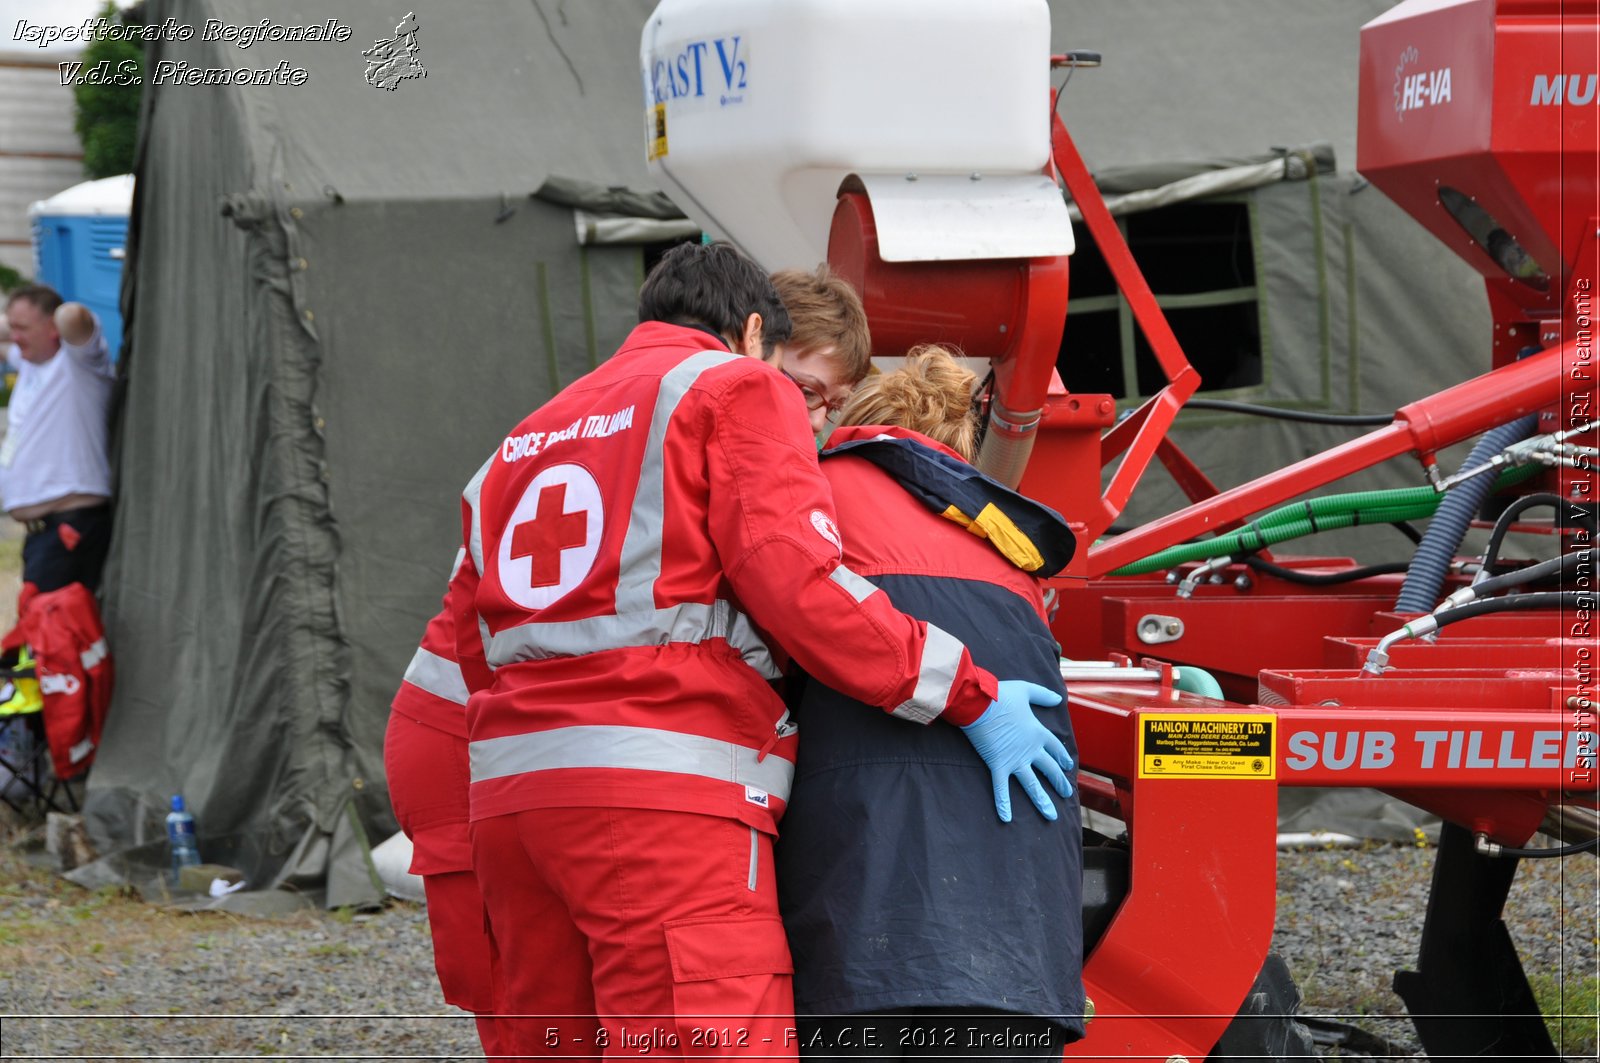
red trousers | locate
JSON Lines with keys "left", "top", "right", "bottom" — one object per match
{"left": 421, "top": 869, "right": 512, "bottom": 1057}
{"left": 471, "top": 807, "right": 797, "bottom": 1060}
{"left": 384, "top": 711, "right": 509, "bottom": 1055}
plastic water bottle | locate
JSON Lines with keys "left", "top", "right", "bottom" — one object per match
{"left": 165, "top": 794, "right": 201, "bottom": 884}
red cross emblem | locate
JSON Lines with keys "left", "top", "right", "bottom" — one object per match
{"left": 508, "top": 483, "right": 589, "bottom": 588}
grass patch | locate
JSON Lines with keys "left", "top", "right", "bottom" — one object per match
{"left": 1529, "top": 973, "right": 1599, "bottom": 1056}
{"left": 0, "top": 841, "right": 248, "bottom": 977}
{"left": 307, "top": 941, "right": 360, "bottom": 958}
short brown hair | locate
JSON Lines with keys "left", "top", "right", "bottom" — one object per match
{"left": 770, "top": 264, "right": 871, "bottom": 384}
{"left": 6, "top": 284, "right": 63, "bottom": 317}
{"left": 838, "top": 344, "right": 978, "bottom": 460}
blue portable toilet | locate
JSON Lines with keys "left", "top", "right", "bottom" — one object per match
{"left": 29, "top": 175, "right": 135, "bottom": 361}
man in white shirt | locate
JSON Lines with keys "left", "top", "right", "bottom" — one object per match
{"left": 2, "top": 285, "right": 115, "bottom": 593}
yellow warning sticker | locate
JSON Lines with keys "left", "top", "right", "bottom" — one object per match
{"left": 1138, "top": 713, "right": 1276, "bottom": 779}
{"left": 648, "top": 103, "right": 669, "bottom": 160}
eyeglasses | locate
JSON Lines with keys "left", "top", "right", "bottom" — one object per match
{"left": 781, "top": 369, "right": 849, "bottom": 417}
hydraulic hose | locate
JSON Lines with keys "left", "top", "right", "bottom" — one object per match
{"left": 1363, "top": 590, "right": 1590, "bottom": 674}
{"left": 1437, "top": 547, "right": 1597, "bottom": 612}
{"left": 1180, "top": 399, "right": 1395, "bottom": 427}
{"left": 1393, "top": 416, "right": 1539, "bottom": 614}
{"left": 1243, "top": 557, "right": 1411, "bottom": 586}
{"left": 1477, "top": 836, "right": 1600, "bottom": 859}
{"left": 1482, "top": 493, "right": 1598, "bottom": 576}
{"left": 1390, "top": 521, "right": 1424, "bottom": 545}
{"left": 1429, "top": 590, "right": 1584, "bottom": 626}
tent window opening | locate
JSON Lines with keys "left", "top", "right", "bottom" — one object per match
{"left": 1056, "top": 200, "right": 1264, "bottom": 401}
{"left": 641, "top": 234, "right": 704, "bottom": 278}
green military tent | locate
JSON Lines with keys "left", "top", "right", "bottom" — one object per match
{"left": 84, "top": 0, "right": 683, "bottom": 903}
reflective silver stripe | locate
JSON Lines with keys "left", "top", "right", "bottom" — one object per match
{"left": 469, "top": 723, "right": 795, "bottom": 801}
{"left": 828, "top": 564, "right": 879, "bottom": 604}
{"left": 891, "top": 623, "right": 965, "bottom": 724}
{"left": 403, "top": 647, "right": 469, "bottom": 706}
{"left": 615, "top": 349, "right": 743, "bottom": 614}
{"left": 462, "top": 458, "right": 495, "bottom": 667}
{"left": 487, "top": 598, "right": 774, "bottom": 673}
{"left": 726, "top": 605, "right": 781, "bottom": 680}
{"left": 449, "top": 547, "right": 466, "bottom": 580}
{"left": 463, "top": 455, "right": 494, "bottom": 576}
{"left": 478, "top": 615, "right": 495, "bottom": 670}
{"left": 747, "top": 827, "right": 759, "bottom": 892}
{"left": 79, "top": 638, "right": 108, "bottom": 671}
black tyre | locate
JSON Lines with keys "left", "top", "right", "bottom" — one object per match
{"left": 1208, "top": 952, "right": 1317, "bottom": 1061}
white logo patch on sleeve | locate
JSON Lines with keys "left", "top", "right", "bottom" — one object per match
{"left": 745, "top": 786, "right": 770, "bottom": 807}
{"left": 809, "top": 509, "right": 842, "bottom": 557}
{"left": 497, "top": 463, "right": 605, "bottom": 609}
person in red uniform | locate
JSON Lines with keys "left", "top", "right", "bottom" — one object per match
{"left": 449, "top": 242, "right": 1073, "bottom": 1058}
{"left": 382, "top": 553, "right": 509, "bottom": 1056}
{"left": 384, "top": 258, "right": 878, "bottom": 1058}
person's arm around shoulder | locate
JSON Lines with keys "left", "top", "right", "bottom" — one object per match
{"left": 54, "top": 303, "right": 111, "bottom": 376}
{"left": 704, "top": 365, "right": 986, "bottom": 709}
{"left": 703, "top": 364, "right": 1073, "bottom": 820}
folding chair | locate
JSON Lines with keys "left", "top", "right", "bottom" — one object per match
{"left": 0, "top": 653, "right": 84, "bottom": 818}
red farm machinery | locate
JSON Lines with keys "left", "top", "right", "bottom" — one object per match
{"left": 646, "top": 0, "right": 1599, "bottom": 1057}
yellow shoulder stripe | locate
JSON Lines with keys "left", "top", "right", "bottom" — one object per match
{"left": 940, "top": 503, "right": 1045, "bottom": 571}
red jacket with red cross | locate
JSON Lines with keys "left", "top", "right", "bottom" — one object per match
{"left": 449, "top": 321, "right": 998, "bottom": 833}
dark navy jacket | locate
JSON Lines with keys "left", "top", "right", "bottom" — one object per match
{"left": 776, "top": 426, "right": 1084, "bottom": 1040}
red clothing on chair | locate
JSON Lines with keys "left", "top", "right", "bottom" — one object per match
{"left": 4, "top": 582, "right": 111, "bottom": 778}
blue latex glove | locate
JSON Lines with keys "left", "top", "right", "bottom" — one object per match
{"left": 959, "top": 680, "right": 1074, "bottom": 823}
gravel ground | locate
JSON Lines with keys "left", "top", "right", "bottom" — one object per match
{"left": 1, "top": 825, "right": 1594, "bottom": 1060}
{"left": 0, "top": 833, "right": 483, "bottom": 1060}
{"left": 1271, "top": 839, "right": 1598, "bottom": 1059}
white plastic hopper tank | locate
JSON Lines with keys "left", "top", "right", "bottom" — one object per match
{"left": 640, "top": 0, "right": 1068, "bottom": 270}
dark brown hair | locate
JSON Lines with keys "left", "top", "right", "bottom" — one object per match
{"left": 5, "top": 284, "right": 63, "bottom": 316}
{"left": 637, "top": 243, "right": 791, "bottom": 356}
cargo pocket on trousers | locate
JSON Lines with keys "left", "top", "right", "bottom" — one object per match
{"left": 663, "top": 916, "right": 794, "bottom": 1053}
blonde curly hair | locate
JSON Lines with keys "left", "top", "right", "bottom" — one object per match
{"left": 837, "top": 344, "right": 978, "bottom": 460}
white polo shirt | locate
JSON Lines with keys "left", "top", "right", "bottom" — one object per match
{"left": 0, "top": 320, "right": 114, "bottom": 512}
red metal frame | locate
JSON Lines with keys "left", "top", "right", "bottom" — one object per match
{"left": 1063, "top": 690, "right": 1278, "bottom": 1059}
{"left": 824, "top": 3, "right": 1600, "bottom": 1053}
{"left": 1088, "top": 340, "right": 1584, "bottom": 575}
{"left": 1012, "top": 113, "right": 1202, "bottom": 564}
{"left": 1049, "top": 2, "right": 1596, "bottom": 1053}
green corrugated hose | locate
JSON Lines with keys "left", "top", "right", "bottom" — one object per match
{"left": 1110, "top": 465, "right": 1541, "bottom": 576}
